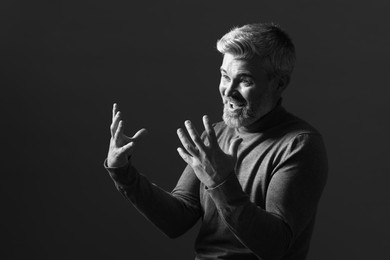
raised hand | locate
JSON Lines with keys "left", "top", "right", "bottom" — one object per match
{"left": 176, "top": 115, "right": 242, "bottom": 188}
{"left": 107, "top": 103, "right": 147, "bottom": 168}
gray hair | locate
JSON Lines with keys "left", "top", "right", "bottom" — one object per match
{"left": 216, "top": 23, "right": 296, "bottom": 82}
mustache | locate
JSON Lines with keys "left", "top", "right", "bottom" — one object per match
{"left": 224, "top": 93, "right": 246, "bottom": 105}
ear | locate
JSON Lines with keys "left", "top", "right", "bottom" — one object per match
{"left": 275, "top": 75, "right": 289, "bottom": 94}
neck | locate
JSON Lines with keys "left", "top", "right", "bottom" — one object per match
{"left": 237, "top": 99, "right": 284, "bottom": 133}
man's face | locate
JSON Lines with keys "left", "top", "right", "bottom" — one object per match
{"left": 219, "top": 53, "right": 281, "bottom": 129}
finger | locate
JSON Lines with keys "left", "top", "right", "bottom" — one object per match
{"left": 119, "top": 129, "right": 148, "bottom": 154}
{"left": 228, "top": 137, "right": 243, "bottom": 157}
{"left": 130, "top": 128, "right": 148, "bottom": 141}
{"left": 177, "top": 128, "right": 199, "bottom": 157}
{"left": 114, "top": 120, "right": 124, "bottom": 141}
{"left": 110, "top": 111, "right": 121, "bottom": 136}
{"left": 184, "top": 120, "right": 206, "bottom": 152}
{"left": 202, "top": 115, "right": 218, "bottom": 146}
{"left": 177, "top": 147, "right": 194, "bottom": 165}
{"left": 121, "top": 141, "right": 135, "bottom": 154}
{"left": 112, "top": 103, "right": 118, "bottom": 121}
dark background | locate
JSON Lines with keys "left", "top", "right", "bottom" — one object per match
{"left": 1, "top": 0, "right": 389, "bottom": 259}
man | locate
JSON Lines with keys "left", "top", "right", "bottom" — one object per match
{"left": 105, "top": 23, "right": 328, "bottom": 260}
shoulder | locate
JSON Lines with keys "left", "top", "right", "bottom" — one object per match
{"left": 271, "top": 110, "right": 324, "bottom": 145}
{"left": 271, "top": 112, "right": 328, "bottom": 167}
{"left": 282, "top": 111, "right": 320, "bottom": 135}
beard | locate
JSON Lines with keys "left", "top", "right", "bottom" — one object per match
{"left": 222, "top": 101, "right": 257, "bottom": 128}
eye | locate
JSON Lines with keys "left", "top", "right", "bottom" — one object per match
{"left": 221, "top": 74, "right": 230, "bottom": 82}
{"left": 241, "top": 78, "right": 253, "bottom": 86}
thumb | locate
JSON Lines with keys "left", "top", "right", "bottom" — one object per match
{"left": 130, "top": 128, "right": 148, "bottom": 141}
{"left": 228, "top": 137, "right": 242, "bottom": 157}
{"left": 122, "top": 128, "right": 148, "bottom": 153}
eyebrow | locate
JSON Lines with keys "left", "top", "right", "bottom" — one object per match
{"left": 220, "top": 67, "right": 254, "bottom": 78}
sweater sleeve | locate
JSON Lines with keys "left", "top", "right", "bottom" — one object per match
{"left": 206, "top": 133, "right": 328, "bottom": 260}
{"left": 104, "top": 160, "right": 202, "bottom": 239}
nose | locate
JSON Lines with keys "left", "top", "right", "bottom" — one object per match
{"left": 223, "top": 80, "right": 238, "bottom": 97}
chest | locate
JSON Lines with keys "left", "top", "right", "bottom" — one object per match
{"left": 200, "top": 136, "right": 282, "bottom": 211}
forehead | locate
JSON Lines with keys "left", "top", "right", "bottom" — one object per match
{"left": 220, "top": 53, "right": 264, "bottom": 75}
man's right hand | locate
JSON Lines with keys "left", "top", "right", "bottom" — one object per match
{"left": 107, "top": 103, "right": 147, "bottom": 168}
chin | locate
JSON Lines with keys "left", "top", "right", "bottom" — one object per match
{"left": 223, "top": 115, "right": 241, "bottom": 128}
{"left": 222, "top": 106, "right": 255, "bottom": 128}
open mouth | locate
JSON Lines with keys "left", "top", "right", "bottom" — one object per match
{"left": 229, "top": 102, "right": 241, "bottom": 109}
{"left": 227, "top": 100, "right": 246, "bottom": 111}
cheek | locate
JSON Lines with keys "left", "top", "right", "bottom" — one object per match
{"left": 219, "top": 81, "right": 225, "bottom": 96}
{"left": 248, "top": 88, "right": 275, "bottom": 110}
{"left": 240, "top": 88, "right": 254, "bottom": 103}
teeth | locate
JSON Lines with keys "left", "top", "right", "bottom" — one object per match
{"left": 229, "top": 102, "right": 240, "bottom": 108}
{"left": 225, "top": 99, "right": 244, "bottom": 110}
{"left": 229, "top": 102, "right": 240, "bottom": 109}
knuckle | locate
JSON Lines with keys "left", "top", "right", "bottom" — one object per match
{"left": 193, "top": 161, "right": 202, "bottom": 168}
{"left": 178, "top": 130, "right": 184, "bottom": 137}
{"left": 181, "top": 153, "right": 188, "bottom": 160}
{"left": 193, "top": 136, "right": 202, "bottom": 143}
{"left": 185, "top": 143, "right": 192, "bottom": 151}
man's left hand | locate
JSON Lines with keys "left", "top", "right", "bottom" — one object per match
{"left": 177, "top": 115, "right": 242, "bottom": 188}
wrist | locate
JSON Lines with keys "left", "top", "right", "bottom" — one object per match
{"left": 104, "top": 159, "right": 136, "bottom": 186}
{"left": 107, "top": 156, "right": 128, "bottom": 168}
{"left": 209, "top": 170, "right": 234, "bottom": 189}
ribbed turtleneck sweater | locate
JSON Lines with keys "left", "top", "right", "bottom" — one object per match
{"left": 105, "top": 103, "right": 328, "bottom": 260}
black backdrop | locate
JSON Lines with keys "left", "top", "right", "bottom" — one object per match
{"left": 1, "top": 1, "right": 389, "bottom": 259}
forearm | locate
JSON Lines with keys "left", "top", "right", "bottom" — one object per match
{"left": 105, "top": 160, "right": 201, "bottom": 238}
{"left": 207, "top": 174, "right": 292, "bottom": 260}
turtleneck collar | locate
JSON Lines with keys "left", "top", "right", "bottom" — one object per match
{"left": 235, "top": 99, "right": 287, "bottom": 134}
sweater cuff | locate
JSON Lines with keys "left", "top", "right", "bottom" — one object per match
{"left": 103, "top": 159, "right": 137, "bottom": 187}
{"left": 206, "top": 173, "right": 248, "bottom": 209}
